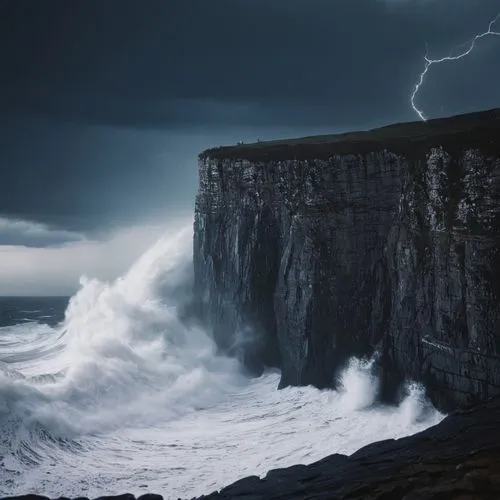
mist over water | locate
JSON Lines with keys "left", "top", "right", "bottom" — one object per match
{"left": 0, "top": 223, "right": 443, "bottom": 499}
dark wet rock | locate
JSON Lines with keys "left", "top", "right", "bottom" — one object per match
{"left": 92, "top": 496, "right": 135, "bottom": 500}
{"left": 193, "top": 107, "right": 500, "bottom": 411}
{"left": 194, "top": 395, "right": 500, "bottom": 499}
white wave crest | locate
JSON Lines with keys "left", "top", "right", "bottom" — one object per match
{"left": 0, "top": 223, "right": 245, "bottom": 442}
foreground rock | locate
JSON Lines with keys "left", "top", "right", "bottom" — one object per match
{"left": 195, "top": 396, "right": 500, "bottom": 499}
{"left": 193, "top": 108, "right": 500, "bottom": 411}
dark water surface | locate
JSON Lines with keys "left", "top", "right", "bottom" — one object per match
{"left": 0, "top": 296, "right": 69, "bottom": 328}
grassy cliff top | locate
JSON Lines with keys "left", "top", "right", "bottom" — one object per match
{"left": 200, "top": 108, "right": 500, "bottom": 161}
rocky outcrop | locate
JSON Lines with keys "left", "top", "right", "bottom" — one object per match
{"left": 195, "top": 395, "right": 500, "bottom": 500}
{"left": 193, "top": 108, "right": 500, "bottom": 411}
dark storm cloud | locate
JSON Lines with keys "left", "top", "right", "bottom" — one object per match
{"left": 0, "top": 217, "right": 83, "bottom": 247}
{"left": 1, "top": 0, "right": 499, "bottom": 126}
{"left": 0, "top": 117, "right": 205, "bottom": 233}
{"left": 0, "top": 0, "right": 499, "bottom": 235}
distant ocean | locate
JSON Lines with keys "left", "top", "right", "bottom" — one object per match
{"left": 0, "top": 225, "right": 444, "bottom": 499}
{"left": 0, "top": 296, "right": 68, "bottom": 328}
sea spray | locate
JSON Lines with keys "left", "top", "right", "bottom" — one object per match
{"left": 338, "top": 357, "right": 379, "bottom": 411}
{"left": 0, "top": 223, "right": 244, "bottom": 440}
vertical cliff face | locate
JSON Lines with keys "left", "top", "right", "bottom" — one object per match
{"left": 193, "top": 109, "right": 500, "bottom": 410}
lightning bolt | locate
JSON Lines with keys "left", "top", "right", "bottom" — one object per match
{"left": 411, "top": 13, "right": 500, "bottom": 121}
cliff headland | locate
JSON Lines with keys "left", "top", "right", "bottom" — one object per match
{"left": 194, "top": 107, "right": 500, "bottom": 412}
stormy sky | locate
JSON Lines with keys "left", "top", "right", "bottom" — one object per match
{"left": 1, "top": 0, "right": 499, "bottom": 295}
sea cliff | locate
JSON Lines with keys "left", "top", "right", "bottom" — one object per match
{"left": 193, "top": 108, "right": 500, "bottom": 412}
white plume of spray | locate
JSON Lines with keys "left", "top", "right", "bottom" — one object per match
{"left": 0, "top": 222, "right": 245, "bottom": 441}
{"left": 337, "top": 357, "right": 379, "bottom": 411}
{"left": 336, "top": 356, "right": 443, "bottom": 427}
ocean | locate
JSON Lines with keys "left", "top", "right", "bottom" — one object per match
{"left": 0, "top": 225, "right": 444, "bottom": 499}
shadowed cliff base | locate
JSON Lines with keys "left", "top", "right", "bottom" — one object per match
{"left": 201, "top": 107, "right": 500, "bottom": 161}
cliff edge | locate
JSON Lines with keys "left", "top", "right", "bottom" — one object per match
{"left": 193, "top": 108, "right": 500, "bottom": 412}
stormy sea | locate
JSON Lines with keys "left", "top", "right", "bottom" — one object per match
{"left": 0, "top": 224, "right": 444, "bottom": 499}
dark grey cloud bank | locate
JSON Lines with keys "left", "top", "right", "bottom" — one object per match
{"left": 0, "top": 217, "right": 83, "bottom": 247}
{"left": 1, "top": 0, "right": 499, "bottom": 126}
{"left": 0, "top": 0, "right": 499, "bottom": 235}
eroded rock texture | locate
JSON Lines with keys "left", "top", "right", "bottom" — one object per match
{"left": 193, "top": 108, "right": 500, "bottom": 410}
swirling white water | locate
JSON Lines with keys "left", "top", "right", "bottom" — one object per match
{"left": 0, "top": 223, "right": 444, "bottom": 499}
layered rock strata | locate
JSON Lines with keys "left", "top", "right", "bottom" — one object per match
{"left": 194, "top": 108, "right": 500, "bottom": 410}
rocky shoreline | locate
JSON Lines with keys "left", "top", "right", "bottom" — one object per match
{"left": 4, "top": 395, "right": 500, "bottom": 499}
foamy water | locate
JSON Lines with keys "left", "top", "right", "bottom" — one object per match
{"left": 0, "top": 223, "right": 444, "bottom": 499}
